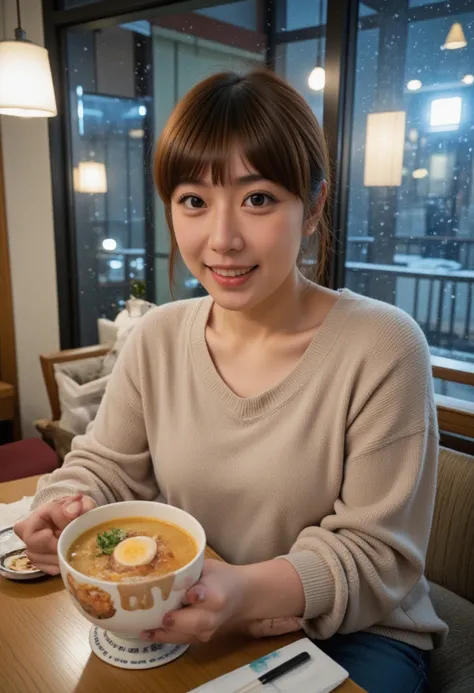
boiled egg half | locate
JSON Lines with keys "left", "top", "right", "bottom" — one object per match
{"left": 113, "top": 536, "right": 157, "bottom": 567}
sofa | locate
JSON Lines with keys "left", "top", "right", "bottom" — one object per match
{"left": 425, "top": 446, "right": 474, "bottom": 693}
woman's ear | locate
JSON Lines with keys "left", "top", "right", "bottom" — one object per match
{"left": 303, "top": 180, "right": 328, "bottom": 237}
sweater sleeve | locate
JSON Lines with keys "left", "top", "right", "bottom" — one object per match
{"left": 31, "top": 323, "right": 158, "bottom": 510}
{"left": 282, "top": 320, "right": 439, "bottom": 639}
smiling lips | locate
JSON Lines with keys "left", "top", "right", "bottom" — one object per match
{"left": 211, "top": 266, "right": 255, "bottom": 277}
{"left": 207, "top": 265, "right": 257, "bottom": 286}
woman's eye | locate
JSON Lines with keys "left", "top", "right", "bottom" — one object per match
{"left": 180, "top": 195, "right": 206, "bottom": 209}
{"left": 243, "top": 193, "right": 275, "bottom": 208}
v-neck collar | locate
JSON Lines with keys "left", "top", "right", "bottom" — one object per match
{"left": 189, "top": 288, "right": 354, "bottom": 420}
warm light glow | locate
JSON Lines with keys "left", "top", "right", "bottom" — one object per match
{"left": 462, "top": 74, "right": 474, "bottom": 85}
{"left": 407, "top": 79, "right": 422, "bottom": 91}
{"left": 442, "top": 22, "right": 467, "bottom": 50}
{"left": 412, "top": 168, "right": 429, "bottom": 179}
{"left": 308, "top": 66, "right": 325, "bottom": 91}
{"left": 0, "top": 40, "right": 57, "bottom": 117}
{"left": 129, "top": 129, "right": 144, "bottom": 139}
{"left": 364, "top": 111, "right": 406, "bottom": 187}
{"left": 430, "top": 154, "right": 448, "bottom": 180}
{"left": 74, "top": 162, "right": 107, "bottom": 193}
{"left": 430, "top": 97, "right": 462, "bottom": 129}
{"left": 102, "top": 238, "right": 117, "bottom": 251}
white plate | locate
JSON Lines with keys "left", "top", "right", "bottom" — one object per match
{"left": 0, "top": 528, "right": 46, "bottom": 580}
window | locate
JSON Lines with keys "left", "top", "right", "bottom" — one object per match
{"left": 345, "top": 0, "right": 474, "bottom": 399}
{"left": 64, "top": 3, "right": 266, "bottom": 345}
{"left": 274, "top": 1, "right": 327, "bottom": 129}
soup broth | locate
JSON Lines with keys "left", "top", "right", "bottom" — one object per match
{"left": 67, "top": 517, "right": 197, "bottom": 582}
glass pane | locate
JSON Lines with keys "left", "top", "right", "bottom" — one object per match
{"left": 275, "top": 38, "right": 325, "bottom": 123}
{"left": 276, "top": 0, "right": 326, "bottom": 33}
{"left": 274, "top": 0, "right": 327, "bottom": 125}
{"left": 65, "top": 2, "right": 266, "bottom": 345}
{"left": 345, "top": 0, "right": 474, "bottom": 399}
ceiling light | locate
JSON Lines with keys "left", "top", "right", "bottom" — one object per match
{"left": 412, "top": 168, "right": 429, "bottom": 179}
{"left": 0, "top": 0, "right": 57, "bottom": 117}
{"left": 407, "top": 80, "right": 422, "bottom": 91}
{"left": 102, "top": 238, "right": 117, "bottom": 251}
{"left": 308, "top": 66, "right": 325, "bottom": 91}
{"left": 442, "top": 22, "right": 467, "bottom": 50}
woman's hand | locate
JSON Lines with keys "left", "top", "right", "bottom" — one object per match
{"left": 141, "top": 558, "right": 305, "bottom": 645}
{"left": 141, "top": 559, "right": 251, "bottom": 645}
{"left": 14, "top": 493, "right": 97, "bottom": 575}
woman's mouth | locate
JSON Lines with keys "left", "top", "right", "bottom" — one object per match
{"left": 206, "top": 265, "right": 258, "bottom": 286}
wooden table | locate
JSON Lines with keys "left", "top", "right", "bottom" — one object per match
{"left": 0, "top": 381, "right": 15, "bottom": 421}
{"left": 0, "top": 475, "right": 364, "bottom": 693}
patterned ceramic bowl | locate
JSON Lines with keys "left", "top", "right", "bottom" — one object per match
{"left": 57, "top": 501, "right": 206, "bottom": 669}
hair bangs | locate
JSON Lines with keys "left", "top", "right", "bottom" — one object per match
{"left": 154, "top": 71, "right": 319, "bottom": 209}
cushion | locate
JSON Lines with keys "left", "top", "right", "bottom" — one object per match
{"left": 425, "top": 447, "right": 474, "bottom": 603}
{"left": 0, "top": 438, "right": 58, "bottom": 483}
{"left": 428, "top": 582, "right": 474, "bottom": 693}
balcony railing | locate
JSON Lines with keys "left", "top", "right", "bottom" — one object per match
{"left": 345, "top": 261, "right": 474, "bottom": 354}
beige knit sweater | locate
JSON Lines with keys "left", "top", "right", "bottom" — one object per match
{"left": 33, "top": 289, "right": 448, "bottom": 649}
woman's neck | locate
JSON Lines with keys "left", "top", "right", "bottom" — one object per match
{"left": 208, "top": 269, "right": 322, "bottom": 341}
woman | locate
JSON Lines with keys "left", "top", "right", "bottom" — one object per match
{"left": 15, "top": 69, "right": 447, "bottom": 693}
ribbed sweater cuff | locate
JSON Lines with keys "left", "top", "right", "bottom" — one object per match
{"left": 30, "top": 487, "right": 77, "bottom": 511}
{"left": 281, "top": 550, "right": 335, "bottom": 620}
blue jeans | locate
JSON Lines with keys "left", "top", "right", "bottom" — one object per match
{"left": 315, "top": 632, "right": 430, "bottom": 693}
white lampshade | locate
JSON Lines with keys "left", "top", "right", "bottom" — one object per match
{"left": 0, "top": 40, "right": 57, "bottom": 117}
{"left": 364, "top": 111, "right": 406, "bottom": 187}
{"left": 74, "top": 162, "right": 108, "bottom": 193}
{"left": 308, "top": 66, "right": 325, "bottom": 91}
{"left": 442, "top": 22, "right": 467, "bottom": 50}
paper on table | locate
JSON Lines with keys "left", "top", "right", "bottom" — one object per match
{"left": 0, "top": 496, "right": 33, "bottom": 531}
{"left": 0, "top": 496, "right": 34, "bottom": 554}
{"left": 189, "top": 638, "right": 348, "bottom": 693}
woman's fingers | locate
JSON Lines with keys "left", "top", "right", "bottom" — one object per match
{"left": 24, "top": 528, "right": 58, "bottom": 555}
{"left": 140, "top": 606, "right": 218, "bottom": 645}
{"left": 31, "top": 563, "right": 61, "bottom": 576}
{"left": 140, "top": 627, "right": 214, "bottom": 645}
{"left": 25, "top": 551, "right": 59, "bottom": 568}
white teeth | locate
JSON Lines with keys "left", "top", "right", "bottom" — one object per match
{"left": 212, "top": 267, "right": 254, "bottom": 277}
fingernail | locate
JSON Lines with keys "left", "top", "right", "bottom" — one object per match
{"left": 194, "top": 586, "right": 206, "bottom": 602}
{"left": 141, "top": 630, "right": 156, "bottom": 640}
{"left": 163, "top": 613, "right": 174, "bottom": 627}
{"left": 65, "top": 501, "right": 81, "bottom": 516}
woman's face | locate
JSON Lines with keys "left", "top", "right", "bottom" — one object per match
{"left": 171, "top": 148, "right": 314, "bottom": 313}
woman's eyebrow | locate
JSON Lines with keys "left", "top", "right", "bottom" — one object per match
{"left": 176, "top": 174, "right": 267, "bottom": 187}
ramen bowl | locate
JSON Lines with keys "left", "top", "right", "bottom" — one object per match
{"left": 57, "top": 500, "right": 206, "bottom": 669}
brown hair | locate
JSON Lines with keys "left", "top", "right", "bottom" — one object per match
{"left": 154, "top": 68, "right": 331, "bottom": 291}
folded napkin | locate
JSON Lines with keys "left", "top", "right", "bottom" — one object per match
{"left": 189, "top": 638, "right": 348, "bottom": 693}
{"left": 0, "top": 496, "right": 33, "bottom": 555}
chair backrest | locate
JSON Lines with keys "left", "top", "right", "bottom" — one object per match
{"left": 426, "top": 446, "right": 474, "bottom": 603}
{"left": 40, "top": 345, "right": 110, "bottom": 420}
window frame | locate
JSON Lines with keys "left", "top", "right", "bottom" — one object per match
{"left": 43, "top": 0, "right": 472, "bottom": 351}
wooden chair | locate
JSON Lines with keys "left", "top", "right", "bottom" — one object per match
{"left": 431, "top": 356, "right": 474, "bottom": 452}
{"left": 40, "top": 345, "right": 110, "bottom": 422}
{"left": 36, "top": 345, "right": 109, "bottom": 461}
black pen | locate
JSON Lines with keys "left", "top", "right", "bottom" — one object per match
{"left": 233, "top": 652, "right": 311, "bottom": 693}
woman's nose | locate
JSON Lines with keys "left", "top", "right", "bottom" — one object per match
{"left": 208, "top": 209, "right": 244, "bottom": 253}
